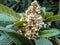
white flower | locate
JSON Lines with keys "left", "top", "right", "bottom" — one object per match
{"left": 19, "top": 0, "right": 46, "bottom": 39}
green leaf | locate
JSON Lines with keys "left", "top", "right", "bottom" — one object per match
{"left": 0, "top": 14, "right": 16, "bottom": 23}
{"left": 44, "top": 15, "right": 60, "bottom": 23}
{"left": 0, "top": 4, "right": 21, "bottom": 20}
{"left": 34, "top": 38, "right": 53, "bottom": 45}
{"left": 0, "top": 38, "right": 12, "bottom": 45}
{"left": 13, "top": 21, "right": 27, "bottom": 27}
{"left": 8, "top": 36, "right": 22, "bottom": 45}
{"left": 0, "top": 31, "right": 12, "bottom": 45}
{"left": 5, "top": 32, "right": 22, "bottom": 45}
{"left": 40, "top": 29, "right": 60, "bottom": 37}
{"left": 6, "top": 32, "right": 32, "bottom": 45}
{"left": 40, "top": 9, "right": 45, "bottom": 18}
{"left": 0, "top": 26, "right": 15, "bottom": 32}
{"left": 45, "top": 12, "right": 53, "bottom": 19}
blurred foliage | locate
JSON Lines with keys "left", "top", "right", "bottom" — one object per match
{"left": 4, "top": 0, "right": 32, "bottom": 12}
{"left": 55, "top": 1, "right": 60, "bottom": 29}
{"left": 0, "top": 0, "right": 7, "bottom": 4}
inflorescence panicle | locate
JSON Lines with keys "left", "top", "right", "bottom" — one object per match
{"left": 17, "top": 0, "right": 46, "bottom": 39}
